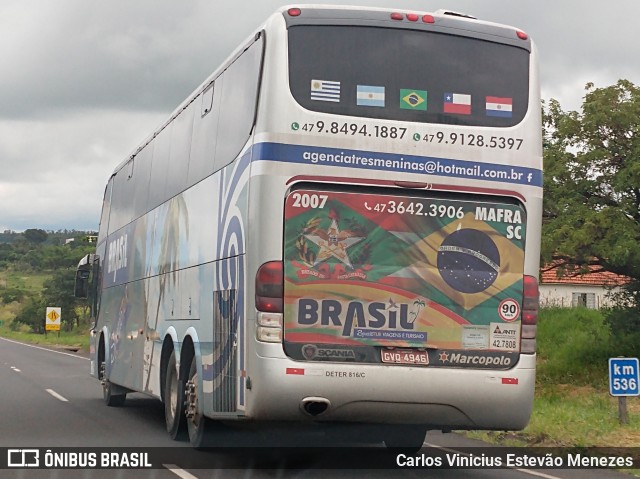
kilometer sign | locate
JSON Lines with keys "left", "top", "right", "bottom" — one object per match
{"left": 283, "top": 189, "right": 526, "bottom": 353}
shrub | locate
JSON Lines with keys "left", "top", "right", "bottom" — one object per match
{"left": 537, "top": 308, "right": 613, "bottom": 386}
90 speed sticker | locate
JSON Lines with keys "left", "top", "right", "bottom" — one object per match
{"left": 498, "top": 298, "right": 520, "bottom": 322}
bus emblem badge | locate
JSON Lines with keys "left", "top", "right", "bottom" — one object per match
{"left": 302, "top": 344, "right": 318, "bottom": 360}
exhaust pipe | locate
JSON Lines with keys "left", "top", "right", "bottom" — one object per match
{"left": 301, "top": 397, "right": 331, "bottom": 417}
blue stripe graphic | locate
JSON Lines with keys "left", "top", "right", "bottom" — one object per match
{"left": 252, "top": 142, "right": 542, "bottom": 188}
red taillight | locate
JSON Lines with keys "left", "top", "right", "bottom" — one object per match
{"left": 522, "top": 275, "right": 539, "bottom": 325}
{"left": 288, "top": 8, "right": 301, "bottom": 17}
{"left": 516, "top": 30, "right": 528, "bottom": 40}
{"left": 406, "top": 13, "right": 419, "bottom": 22}
{"left": 256, "top": 261, "right": 283, "bottom": 313}
{"left": 521, "top": 275, "right": 539, "bottom": 354}
{"left": 422, "top": 14, "right": 435, "bottom": 23}
{"left": 390, "top": 12, "right": 403, "bottom": 20}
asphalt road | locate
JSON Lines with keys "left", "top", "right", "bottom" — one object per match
{"left": 0, "top": 336, "right": 633, "bottom": 479}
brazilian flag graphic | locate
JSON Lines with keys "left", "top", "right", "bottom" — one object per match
{"left": 400, "top": 89, "right": 427, "bottom": 110}
{"left": 283, "top": 190, "right": 526, "bottom": 348}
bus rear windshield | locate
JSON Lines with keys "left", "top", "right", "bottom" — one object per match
{"left": 288, "top": 25, "right": 529, "bottom": 127}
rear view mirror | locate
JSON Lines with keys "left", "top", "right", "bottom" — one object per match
{"left": 74, "top": 254, "right": 93, "bottom": 298}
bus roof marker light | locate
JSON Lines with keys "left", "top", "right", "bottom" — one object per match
{"left": 516, "top": 30, "right": 528, "bottom": 40}
{"left": 422, "top": 15, "right": 435, "bottom": 24}
{"left": 406, "top": 13, "right": 419, "bottom": 22}
{"left": 288, "top": 8, "right": 301, "bottom": 17}
{"left": 390, "top": 12, "right": 403, "bottom": 21}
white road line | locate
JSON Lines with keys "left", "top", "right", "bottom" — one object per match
{"left": 163, "top": 464, "right": 199, "bottom": 479}
{"left": 0, "top": 337, "right": 89, "bottom": 360}
{"left": 10, "top": 366, "right": 21, "bottom": 372}
{"left": 45, "top": 389, "right": 69, "bottom": 402}
{"left": 425, "top": 442, "right": 564, "bottom": 479}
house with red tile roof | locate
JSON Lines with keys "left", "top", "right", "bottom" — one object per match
{"left": 539, "top": 262, "right": 630, "bottom": 309}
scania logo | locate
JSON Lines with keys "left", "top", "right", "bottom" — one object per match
{"left": 302, "top": 344, "right": 318, "bottom": 360}
{"left": 301, "top": 344, "right": 356, "bottom": 360}
{"left": 439, "top": 352, "right": 512, "bottom": 367}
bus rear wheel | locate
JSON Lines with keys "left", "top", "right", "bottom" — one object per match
{"left": 99, "top": 357, "right": 126, "bottom": 407}
{"left": 164, "top": 351, "right": 186, "bottom": 440}
{"left": 103, "top": 379, "right": 126, "bottom": 407}
{"left": 185, "top": 356, "right": 211, "bottom": 448}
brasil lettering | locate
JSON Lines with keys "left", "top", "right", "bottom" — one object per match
{"left": 107, "top": 233, "right": 128, "bottom": 282}
{"left": 297, "top": 298, "right": 425, "bottom": 340}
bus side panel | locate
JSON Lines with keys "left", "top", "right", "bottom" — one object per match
{"left": 201, "top": 149, "right": 252, "bottom": 417}
{"left": 97, "top": 173, "right": 218, "bottom": 396}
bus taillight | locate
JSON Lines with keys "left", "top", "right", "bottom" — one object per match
{"left": 256, "top": 261, "right": 284, "bottom": 343}
{"left": 520, "top": 275, "right": 539, "bottom": 354}
{"left": 256, "top": 261, "right": 283, "bottom": 313}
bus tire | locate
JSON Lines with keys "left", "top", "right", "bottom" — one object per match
{"left": 186, "top": 355, "right": 211, "bottom": 448}
{"left": 164, "top": 351, "right": 186, "bottom": 440}
{"left": 103, "top": 380, "right": 126, "bottom": 407}
{"left": 99, "top": 343, "right": 126, "bottom": 407}
{"left": 382, "top": 425, "right": 427, "bottom": 452}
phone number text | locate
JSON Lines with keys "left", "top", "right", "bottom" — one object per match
{"left": 293, "top": 121, "right": 406, "bottom": 140}
{"left": 418, "top": 132, "right": 524, "bottom": 150}
{"left": 365, "top": 201, "right": 464, "bottom": 218}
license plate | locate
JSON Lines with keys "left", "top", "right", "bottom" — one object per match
{"left": 381, "top": 349, "right": 429, "bottom": 365}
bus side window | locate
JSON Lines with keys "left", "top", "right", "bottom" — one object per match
{"left": 97, "top": 179, "right": 113, "bottom": 243}
{"left": 131, "top": 144, "right": 152, "bottom": 221}
{"left": 146, "top": 124, "right": 173, "bottom": 212}
{"left": 166, "top": 101, "right": 195, "bottom": 200}
{"left": 189, "top": 77, "right": 222, "bottom": 186}
{"left": 109, "top": 162, "right": 135, "bottom": 232}
{"left": 214, "top": 36, "right": 263, "bottom": 171}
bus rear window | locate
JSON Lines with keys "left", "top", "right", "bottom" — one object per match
{"left": 288, "top": 25, "right": 529, "bottom": 127}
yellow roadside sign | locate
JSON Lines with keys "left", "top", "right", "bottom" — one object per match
{"left": 45, "top": 307, "right": 61, "bottom": 331}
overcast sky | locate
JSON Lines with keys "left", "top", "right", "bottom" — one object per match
{"left": 0, "top": 0, "right": 637, "bottom": 232}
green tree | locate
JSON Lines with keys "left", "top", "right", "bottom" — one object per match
{"left": 13, "top": 297, "right": 46, "bottom": 333}
{"left": 23, "top": 228, "right": 48, "bottom": 244}
{"left": 41, "top": 268, "right": 80, "bottom": 330}
{"left": 543, "top": 79, "right": 640, "bottom": 278}
{"left": 543, "top": 79, "right": 640, "bottom": 337}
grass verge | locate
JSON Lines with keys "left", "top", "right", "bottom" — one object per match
{"left": 465, "top": 307, "right": 640, "bottom": 462}
{"left": 0, "top": 323, "right": 90, "bottom": 352}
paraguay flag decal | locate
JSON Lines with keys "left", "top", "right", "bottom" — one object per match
{"left": 486, "top": 96, "right": 513, "bottom": 118}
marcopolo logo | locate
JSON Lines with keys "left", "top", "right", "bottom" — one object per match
{"left": 438, "top": 351, "right": 512, "bottom": 367}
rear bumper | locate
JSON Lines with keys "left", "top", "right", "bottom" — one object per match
{"left": 242, "top": 352, "right": 535, "bottom": 430}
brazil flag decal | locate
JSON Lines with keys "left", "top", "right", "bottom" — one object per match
{"left": 283, "top": 190, "right": 526, "bottom": 358}
{"left": 400, "top": 89, "right": 427, "bottom": 110}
